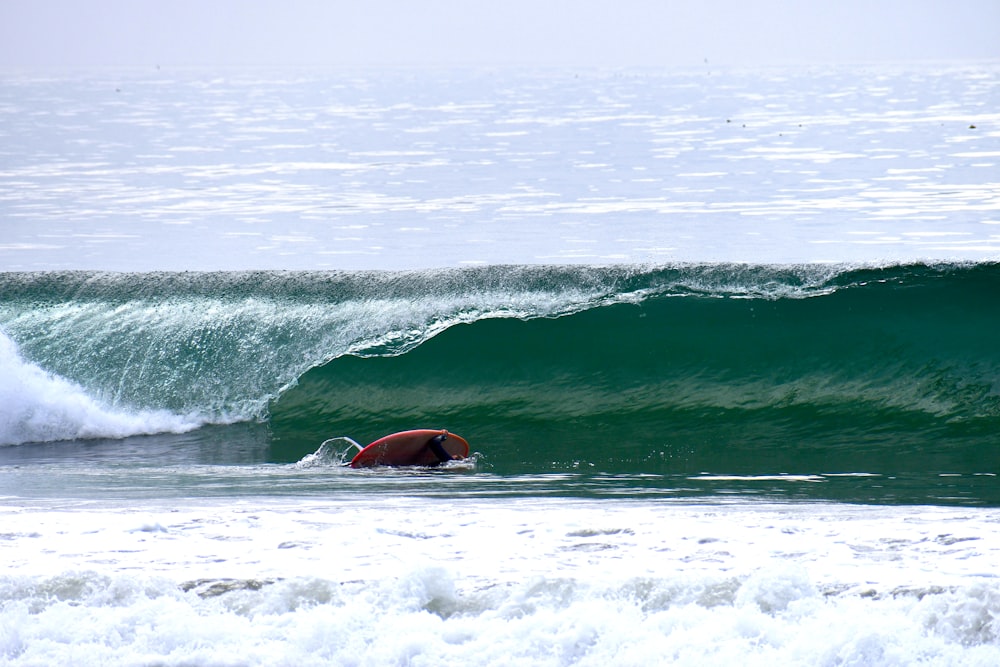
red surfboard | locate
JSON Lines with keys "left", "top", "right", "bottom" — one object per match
{"left": 349, "top": 429, "right": 469, "bottom": 468}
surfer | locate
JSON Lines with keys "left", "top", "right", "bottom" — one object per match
{"left": 427, "top": 432, "right": 454, "bottom": 464}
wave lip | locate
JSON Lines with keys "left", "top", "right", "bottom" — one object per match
{"left": 0, "top": 332, "right": 198, "bottom": 446}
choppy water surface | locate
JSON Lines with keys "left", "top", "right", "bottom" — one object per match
{"left": 2, "top": 65, "right": 998, "bottom": 270}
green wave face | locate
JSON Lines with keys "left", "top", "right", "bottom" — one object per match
{"left": 269, "top": 264, "right": 1000, "bottom": 476}
{"left": 2, "top": 263, "right": 998, "bottom": 491}
{"left": 0, "top": 263, "right": 856, "bottom": 421}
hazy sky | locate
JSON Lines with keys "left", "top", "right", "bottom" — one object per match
{"left": 1, "top": 0, "right": 998, "bottom": 68}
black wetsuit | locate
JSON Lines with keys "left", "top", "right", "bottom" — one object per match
{"left": 427, "top": 433, "right": 453, "bottom": 464}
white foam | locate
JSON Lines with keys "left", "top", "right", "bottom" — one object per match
{"left": 0, "top": 331, "right": 198, "bottom": 446}
{"left": 1, "top": 498, "right": 999, "bottom": 665}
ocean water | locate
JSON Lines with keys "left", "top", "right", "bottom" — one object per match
{"left": 2, "top": 64, "right": 1000, "bottom": 665}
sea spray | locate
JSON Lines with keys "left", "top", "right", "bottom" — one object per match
{"left": 0, "top": 331, "right": 197, "bottom": 445}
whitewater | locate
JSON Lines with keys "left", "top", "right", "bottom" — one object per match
{"left": 2, "top": 64, "right": 1000, "bottom": 665}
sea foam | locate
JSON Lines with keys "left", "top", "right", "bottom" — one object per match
{"left": 0, "top": 331, "right": 197, "bottom": 446}
{"left": 3, "top": 493, "right": 999, "bottom": 665}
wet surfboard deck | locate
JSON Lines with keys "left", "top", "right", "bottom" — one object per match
{"left": 349, "top": 429, "right": 469, "bottom": 468}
